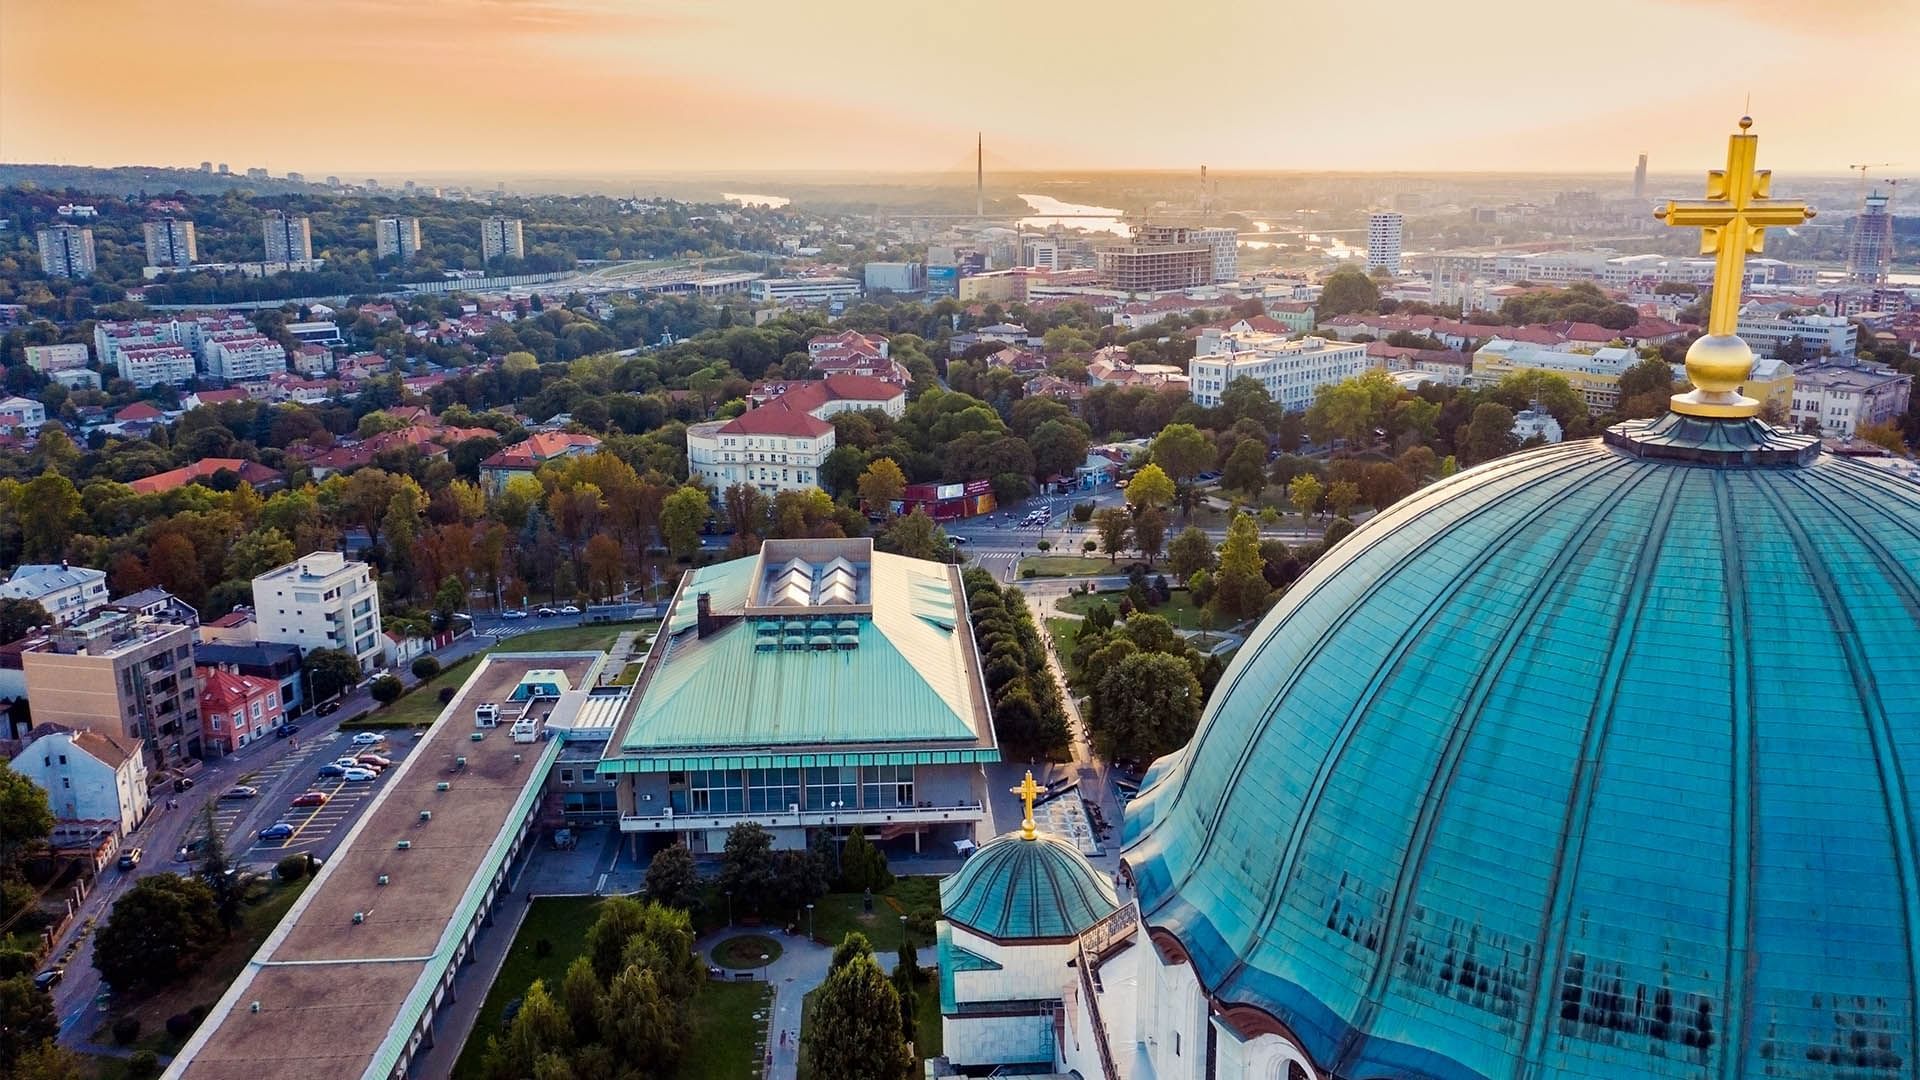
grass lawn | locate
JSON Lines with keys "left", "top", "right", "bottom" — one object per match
{"left": 1018, "top": 555, "right": 1121, "bottom": 578}
{"left": 90, "top": 876, "right": 310, "bottom": 1056}
{"left": 675, "top": 980, "right": 774, "bottom": 1080}
{"left": 451, "top": 895, "right": 604, "bottom": 1080}
{"left": 1047, "top": 618, "right": 1083, "bottom": 681}
{"left": 1058, "top": 588, "right": 1223, "bottom": 632}
{"left": 806, "top": 876, "right": 939, "bottom": 952}
{"left": 712, "top": 933, "right": 783, "bottom": 970}
{"left": 346, "top": 623, "right": 652, "bottom": 729}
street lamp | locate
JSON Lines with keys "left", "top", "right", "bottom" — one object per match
{"left": 806, "top": 902, "right": 815, "bottom": 942}
{"left": 900, "top": 913, "right": 910, "bottom": 950}
{"left": 725, "top": 889, "right": 732, "bottom": 927}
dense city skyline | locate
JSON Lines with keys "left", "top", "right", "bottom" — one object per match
{"left": 3, "top": 0, "right": 1915, "bottom": 175}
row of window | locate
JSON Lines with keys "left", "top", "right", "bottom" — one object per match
{"left": 671, "top": 765, "right": 916, "bottom": 814}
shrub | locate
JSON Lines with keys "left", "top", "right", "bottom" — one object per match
{"left": 1036, "top": 540, "right": 1051, "bottom": 552}
{"left": 166, "top": 1011, "right": 197, "bottom": 1040}
{"left": 1082, "top": 540, "right": 1097, "bottom": 554}
{"left": 411, "top": 656, "right": 442, "bottom": 680}
{"left": 369, "top": 674, "right": 404, "bottom": 704}
{"left": 127, "top": 1049, "right": 160, "bottom": 1080}
{"left": 905, "top": 910, "right": 936, "bottom": 943}
{"left": 276, "top": 854, "right": 308, "bottom": 882}
{"left": 112, "top": 1016, "right": 142, "bottom": 1045}
{"left": 1072, "top": 501, "right": 1095, "bottom": 522}
{"left": 189, "top": 1003, "right": 211, "bottom": 1024}
{"left": 438, "top": 685, "right": 457, "bottom": 704}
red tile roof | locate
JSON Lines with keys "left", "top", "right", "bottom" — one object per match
{"left": 479, "top": 431, "right": 601, "bottom": 472}
{"left": 115, "top": 402, "right": 165, "bottom": 422}
{"left": 197, "top": 666, "right": 279, "bottom": 712}
{"left": 129, "top": 458, "right": 283, "bottom": 495}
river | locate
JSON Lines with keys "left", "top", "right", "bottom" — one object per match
{"left": 722, "top": 192, "right": 790, "bottom": 209}
{"left": 1017, "top": 194, "right": 1130, "bottom": 236}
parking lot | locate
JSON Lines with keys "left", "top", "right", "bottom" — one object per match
{"left": 246, "top": 733, "right": 417, "bottom": 858}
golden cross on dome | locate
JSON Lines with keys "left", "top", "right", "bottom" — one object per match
{"left": 1653, "top": 117, "right": 1815, "bottom": 417}
{"left": 1012, "top": 770, "right": 1041, "bottom": 840}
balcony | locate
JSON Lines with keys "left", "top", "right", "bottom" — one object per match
{"left": 619, "top": 799, "right": 985, "bottom": 833}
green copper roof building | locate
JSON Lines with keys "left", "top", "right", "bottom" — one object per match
{"left": 1123, "top": 411, "right": 1920, "bottom": 1080}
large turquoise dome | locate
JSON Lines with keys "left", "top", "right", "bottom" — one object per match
{"left": 1123, "top": 415, "right": 1920, "bottom": 1080}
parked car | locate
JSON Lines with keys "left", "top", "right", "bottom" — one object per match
{"left": 117, "top": 847, "right": 142, "bottom": 870}
{"left": 175, "top": 837, "right": 208, "bottom": 861}
{"left": 290, "top": 791, "right": 330, "bottom": 808}
{"left": 314, "top": 701, "right": 341, "bottom": 717}
{"left": 273, "top": 723, "right": 300, "bottom": 738}
{"left": 332, "top": 757, "right": 369, "bottom": 771}
{"left": 171, "top": 775, "right": 195, "bottom": 792}
{"left": 559, "top": 604, "right": 581, "bottom": 615}
{"left": 350, "top": 732, "right": 386, "bottom": 746}
{"left": 502, "top": 609, "right": 529, "bottom": 620}
{"left": 536, "top": 606, "right": 557, "bottom": 618}
{"left": 33, "top": 968, "right": 63, "bottom": 991}
{"left": 341, "top": 767, "right": 377, "bottom": 782}
{"left": 221, "top": 785, "right": 259, "bottom": 801}
{"left": 258, "top": 823, "right": 295, "bottom": 841}
{"left": 355, "top": 753, "right": 392, "bottom": 768}
{"left": 316, "top": 764, "right": 347, "bottom": 779}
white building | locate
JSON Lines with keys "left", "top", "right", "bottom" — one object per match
{"left": 375, "top": 216, "right": 423, "bottom": 261}
{"left": 143, "top": 218, "right": 198, "bottom": 268}
{"left": 37, "top": 225, "right": 95, "bottom": 278}
{"left": 862, "top": 262, "right": 924, "bottom": 293}
{"left": 11, "top": 726, "right": 150, "bottom": 837}
{"left": 480, "top": 217, "right": 524, "bottom": 262}
{"left": 750, "top": 276, "right": 862, "bottom": 305}
{"left": 1367, "top": 211, "right": 1404, "bottom": 273}
{"left": 1192, "top": 226, "right": 1240, "bottom": 283}
{"left": 685, "top": 377, "right": 864, "bottom": 497}
{"left": 50, "top": 368, "right": 102, "bottom": 391}
{"left": 203, "top": 331, "right": 288, "bottom": 381}
{"left": 263, "top": 210, "right": 313, "bottom": 263}
{"left": 1189, "top": 329, "right": 1369, "bottom": 410}
{"left": 1512, "top": 407, "right": 1565, "bottom": 444}
{"left": 118, "top": 345, "right": 198, "bottom": 389}
{"left": 0, "top": 564, "right": 109, "bottom": 625}
{"left": 251, "top": 552, "right": 384, "bottom": 673}
{"left": 24, "top": 343, "right": 89, "bottom": 372}
{"left": 1789, "top": 358, "right": 1914, "bottom": 438}
{"left": 0, "top": 395, "right": 47, "bottom": 432}
{"left": 1472, "top": 338, "right": 1642, "bottom": 411}
{"left": 1735, "top": 310, "right": 1857, "bottom": 359}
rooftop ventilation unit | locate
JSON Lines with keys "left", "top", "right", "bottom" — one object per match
{"left": 395, "top": 839, "right": 411, "bottom": 850}
{"left": 419, "top": 810, "right": 432, "bottom": 822}
{"left": 376, "top": 874, "right": 389, "bottom": 886}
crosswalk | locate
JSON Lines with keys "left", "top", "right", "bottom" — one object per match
{"left": 480, "top": 625, "right": 529, "bottom": 639}
{"left": 970, "top": 552, "right": 1019, "bottom": 570}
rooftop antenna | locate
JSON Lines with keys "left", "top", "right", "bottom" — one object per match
{"left": 1200, "top": 165, "right": 1210, "bottom": 222}
{"left": 976, "top": 133, "right": 984, "bottom": 220}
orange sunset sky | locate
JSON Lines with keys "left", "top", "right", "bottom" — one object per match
{"left": 3, "top": 0, "right": 1916, "bottom": 175}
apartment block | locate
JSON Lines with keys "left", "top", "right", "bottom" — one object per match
{"left": 20, "top": 610, "right": 201, "bottom": 769}
{"left": 1099, "top": 225, "right": 1214, "bottom": 293}
{"left": 1368, "top": 212, "right": 1404, "bottom": 274}
{"left": 1189, "top": 330, "right": 1369, "bottom": 411}
{"left": 37, "top": 225, "right": 95, "bottom": 278}
{"left": 480, "top": 217, "right": 524, "bottom": 262}
{"left": 375, "top": 216, "right": 423, "bottom": 261}
{"left": 143, "top": 218, "right": 198, "bottom": 268}
{"left": 263, "top": 210, "right": 314, "bottom": 262}
{"left": 251, "top": 552, "right": 384, "bottom": 673}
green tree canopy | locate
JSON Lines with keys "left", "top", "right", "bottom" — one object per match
{"left": 303, "top": 647, "right": 362, "bottom": 704}
{"left": 1093, "top": 507, "right": 1132, "bottom": 563}
{"left": 1316, "top": 268, "right": 1381, "bottom": 319}
{"left": 1124, "top": 462, "right": 1175, "bottom": 510}
{"left": 1166, "top": 526, "right": 1217, "bottom": 581}
{"left": 1149, "top": 423, "right": 1213, "bottom": 486}
{"left": 1092, "top": 651, "right": 1203, "bottom": 764}
{"left": 1211, "top": 512, "right": 1271, "bottom": 621}
{"left": 803, "top": 952, "right": 913, "bottom": 1080}
{"left": 643, "top": 842, "right": 701, "bottom": 910}
{"left": 718, "top": 821, "right": 777, "bottom": 914}
{"left": 94, "top": 874, "right": 222, "bottom": 992}
{"left": 660, "top": 485, "right": 709, "bottom": 559}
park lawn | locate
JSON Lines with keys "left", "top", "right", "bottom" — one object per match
{"left": 91, "top": 876, "right": 310, "bottom": 1056}
{"left": 674, "top": 980, "right": 774, "bottom": 1080}
{"left": 452, "top": 895, "right": 603, "bottom": 1080}
{"left": 807, "top": 876, "right": 940, "bottom": 952}
{"left": 1058, "top": 588, "right": 1220, "bottom": 631}
{"left": 1018, "top": 555, "right": 1120, "bottom": 578}
{"left": 1047, "top": 618, "right": 1083, "bottom": 681}
{"left": 347, "top": 623, "right": 652, "bottom": 729}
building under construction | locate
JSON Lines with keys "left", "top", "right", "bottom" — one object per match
{"left": 1847, "top": 188, "right": 1894, "bottom": 285}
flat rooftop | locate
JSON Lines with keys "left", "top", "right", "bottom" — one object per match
{"left": 172, "top": 652, "right": 601, "bottom": 1080}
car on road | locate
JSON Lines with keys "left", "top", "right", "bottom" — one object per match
{"left": 314, "top": 701, "right": 341, "bottom": 717}
{"left": 290, "top": 791, "right": 330, "bottom": 808}
{"left": 350, "top": 732, "right": 386, "bottom": 746}
{"left": 502, "top": 609, "right": 529, "bottom": 620}
{"left": 559, "top": 604, "right": 581, "bottom": 615}
{"left": 259, "top": 823, "right": 295, "bottom": 841}
{"left": 950, "top": 535, "right": 969, "bottom": 544}
{"left": 274, "top": 723, "right": 300, "bottom": 739}
{"left": 221, "top": 785, "right": 260, "bottom": 800}
{"left": 33, "top": 968, "right": 62, "bottom": 991}
{"left": 116, "top": 847, "right": 142, "bottom": 870}
{"left": 536, "top": 606, "right": 557, "bottom": 618}
{"left": 316, "top": 763, "right": 347, "bottom": 779}
{"left": 355, "top": 753, "right": 392, "bottom": 768}
{"left": 342, "top": 767, "right": 377, "bottom": 782}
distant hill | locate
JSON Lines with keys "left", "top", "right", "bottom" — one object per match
{"left": 0, "top": 163, "right": 327, "bottom": 197}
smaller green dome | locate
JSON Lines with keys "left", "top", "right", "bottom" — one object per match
{"left": 940, "top": 831, "right": 1117, "bottom": 942}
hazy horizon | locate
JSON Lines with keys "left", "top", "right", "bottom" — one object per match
{"left": 5, "top": 0, "right": 1916, "bottom": 176}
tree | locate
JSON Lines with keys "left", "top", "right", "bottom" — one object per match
{"left": 1167, "top": 526, "right": 1217, "bottom": 581}
{"left": 0, "top": 761, "right": 54, "bottom": 873}
{"left": 0, "top": 599, "right": 51, "bottom": 646}
{"left": 94, "top": 874, "right": 221, "bottom": 991}
{"left": 857, "top": 458, "right": 907, "bottom": 517}
{"left": 1212, "top": 512, "right": 1271, "bottom": 622}
{"left": 1288, "top": 473, "right": 1324, "bottom": 524}
{"left": 584, "top": 533, "right": 625, "bottom": 599}
{"left": 1326, "top": 480, "right": 1361, "bottom": 521}
{"left": 194, "top": 802, "right": 242, "bottom": 931}
{"left": 410, "top": 656, "right": 442, "bottom": 680}
{"left": 1123, "top": 462, "right": 1174, "bottom": 511}
{"left": 1460, "top": 403, "right": 1519, "bottom": 465}
{"left": 876, "top": 508, "right": 946, "bottom": 561}
{"left": 10, "top": 1041, "right": 82, "bottom": 1080}
{"left": 718, "top": 822, "right": 776, "bottom": 915}
{"left": 1091, "top": 651, "right": 1203, "bottom": 764}
{"left": 892, "top": 936, "right": 920, "bottom": 1046}
{"left": 1028, "top": 419, "right": 1090, "bottom": 483}
{"left": 1218, "top": 377, "right": 1279, "bottom": 430}
{"left": 304, "top": 648, "right": 362, "bottom": 703}
{"left": 483, "top": 978, "right": 573, "bottom": 1080}
{"left": 369, "top": 675, "right": 404, "bottom": 704}
{"left": 1616, "top": 357, "right": 1675, "bottom": 420}
{"left": 1222, "top": 438, "right": 1267, "bottom": 499}
{"left": 1133, "top": 504, "right": 1169, "bottom": 565}
{"left": 15, "top": 474, "right": 82, "bottom": 562}
{"left": 804, "top": 953, "right": 914, "bottom": 1080}
{"left": 840, "top": 828, "right": 893, "bottom": 894}
{"left": 660, "top": 485, "right": 709, "bottom": 560}
{"left": 644, "top": 843, "right": 701, "bottom": 910}
{"left": 1093, "top": 507, "right": 1132, "bottom": 563}
{"left": 1317, "top": 268, "right": 1381, "bottom": 318}
{"left": 560, "top": 956, "right": 602, "bottom": 1047}
{"left": 0, "top": 974, "right": 57, "bottom": 1071}
{"left": 596, "top": 964, "right": 678, "bottom": 1075}
{"left": 1150, "top": 423, "right": 1212, "bottom": 488}
{"left": 831, "top": 932, "right": 875, "bottom": 974}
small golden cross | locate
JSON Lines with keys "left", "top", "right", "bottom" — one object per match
{"left": 1012, "top": 770, "right": 1041, "bottom": 840}
{"left": 1654, "top": 116, "right": 1815, "bottom": 338}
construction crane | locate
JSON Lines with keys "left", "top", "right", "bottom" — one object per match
{"left": 1851, "top": 163, "right": 1894, "bottom": 191}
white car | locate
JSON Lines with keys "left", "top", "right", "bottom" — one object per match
{"left": 350, "top": 732, "right": 386, "bottom": 746}
{"left": 342, "top": 767, "right": 377, "bottom": 782}
{"left": 559, "top": 604, "right": 581, "bottom": 615}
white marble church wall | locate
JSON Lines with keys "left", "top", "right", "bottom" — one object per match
{"left": 1142, "top": 944, "right": 1214, "bottom": 1079}
{"left": 949, "top": 928, "right": 1078, "bottom": 1001}
{"left": 943, "top": 1013, "right": 1054, "bottom": 1066}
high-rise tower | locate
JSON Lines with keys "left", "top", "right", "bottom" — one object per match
{"left": 1633, "top": 152, "right": 1648, "bottom": 199}
{"left": 976, "top": 132, "right": 983, "bottom": 219}
{"left": 1846, "top": 187, "right": 1894, "bottom": 285}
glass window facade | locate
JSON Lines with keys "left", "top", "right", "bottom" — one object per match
{"left": 860, "top": 764, "right": 914, "bottom": 808}
{"left": 748, "top": 768, "right": 802, "bottom": 813}
{"left": 688, "top": 769, "right": 743, "bottom": 814}
{"left": 806, "top": 766, "right": 857, "bottom": 811}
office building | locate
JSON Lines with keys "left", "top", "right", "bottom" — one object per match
{"left": 1192, "top": 225, "right": 1240, "bottom": 282}
{"left": 263, "top": 210, "right": 313, "bottom": 262}
{"left": 375, "top": 216, "right": 423, "bottom": 262}
{"left": 1734, "top": 310, "right": 1856, "bottom": 359}
{"left": 749, "top": 276, "right": 862, "bottom": 305}
{"left": 862, "top": 261, "right": 924, "bottom": 293}
{"left": 37, "top": 224, "right": 95, "bottom": 278}
{"left": 0, "top": 563, "right": 109, "bottom": 625}
{"left": 1788, "top": 358, "right": 1913, "bottom": 437}
{"left": 480, "top": 216, "right": 524, "bottom": 262}
{"left": 1189, "top": 329, "right": 1369, "bottom": 411}
{"left": 10, "top": 725, "right": 150, "bottom": 837}
{"left": 19, "top": 609, "right": 201, "bottom": 768}
{"left": 1097, "top": 225, "right": 1215, "bottom": 293}
{"left": 1367, "top": 211, "right": 1404, "bottom": 273}
{"left": 142, "top": 218, "right": 198, "bottom": 268}
{"left": 688, "top": 375, "right": 903, "bottom": 497}
{"left": 1847, "top": 189, "right": 1894, "bottom": 286}
{"left": 251, "top": 552, "right": 384, "bottom": 673}
{"left": 600, "top": 537, "right": 996, "bottom": 853}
